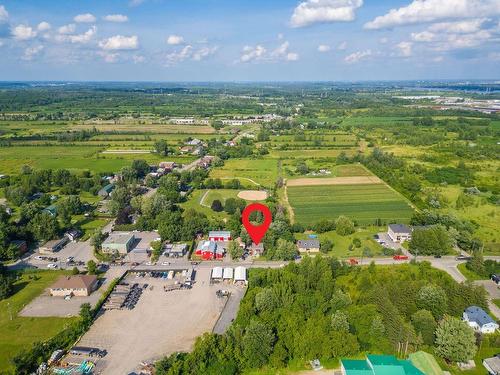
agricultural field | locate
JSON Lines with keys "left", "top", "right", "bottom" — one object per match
{"left": 0, "top": 270, "right": 75, "bottom": 373}
{"left": 210, "top": 158, "right": 278, "bottom": 187}
{"left": 287, "top": 183, "right": 414, "bottom": 225}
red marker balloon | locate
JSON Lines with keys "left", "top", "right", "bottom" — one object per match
{"left": 241, "top": 203, "right": 272, "bottom": 245}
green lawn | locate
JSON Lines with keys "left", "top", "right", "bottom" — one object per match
{"left": 456, "top": 263, "right": 487, "bottom": 281}
{"left": 210, "top": 158, "right": 278, "bottom": 187}
{"left": 287, "top": 184, "right": 414, "bottom": 226}
{"left": 295, "top": 227, "right": 385, "bottom": 258}
{"left": 0, "top": 270, "right": 76, "bottom": 373}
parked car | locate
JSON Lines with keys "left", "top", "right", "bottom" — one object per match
{"left": 456, "top": 255, "right": 471, "bottom": 261}
{"left": 47, "top": 263, "right": 58, "bottom": 269}
{"left": 348, "top": 258, "right": 359, "bottom": 265}
{"left": 393, "top": 255, "right": 409, "bottom": 261}
{"left": 491, "top": 274, "right": 500, "bottom": 285}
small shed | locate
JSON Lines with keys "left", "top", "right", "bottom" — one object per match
{"left": 211, "top": 266, "right": 223, "bottom": 281}
{"left": 223, "top": 267, "right": 234, "bottom": 280}
{"left": 234, "top": 266, "right": 247, "bottom": 284}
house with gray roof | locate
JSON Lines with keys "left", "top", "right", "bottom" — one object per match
{"left": 387, "top": 224, "right": 412, "bottom": 243}
{"left": 463, "top": 306, "right": 499, "bottom": 334}
{"left": 297, "top": 239, "right": 320, "bottom": 254}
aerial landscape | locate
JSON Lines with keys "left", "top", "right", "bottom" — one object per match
{"left": 0, "top": 0, "right": 499, "bottom": 375}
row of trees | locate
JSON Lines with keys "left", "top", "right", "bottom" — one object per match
{"left": 155, "top": 258, "right": 489, "bottom": 374}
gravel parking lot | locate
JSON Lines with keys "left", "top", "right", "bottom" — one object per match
{"left": 20, "top": 268, "right": 126, "bottom": 317}
{"left": 75, "top": 268, "right": 228, "bottom": 375}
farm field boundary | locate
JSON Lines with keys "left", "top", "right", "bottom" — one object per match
{"left": 287, "top": 175, "right": 382, "bottom": 187}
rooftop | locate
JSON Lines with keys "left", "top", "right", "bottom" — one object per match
{"left": 103, "top": 233, "right": 135, "bottom": 245}
{"left": 50, "top": 275, "right": 97, "bottom": 291}
{"left": 464, "top": 305, "right": 497, "bottom": 326}
{"left": 388, "top": 224, "right": 412, "bottom": 234}
{"left": 297, "top": 239, "right": 320, "bottom": 248}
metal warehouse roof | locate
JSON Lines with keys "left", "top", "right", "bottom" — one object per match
{"left": 388, "top": 224, "right": 412, "bottom": 234}
{"left": 223, "top": 267, "right": 233, "bottom": 279}
{"left": 234, "top": 266, "right": 246, "bottom": 281}
{"left": 212, "top": 267, "right": 223, "bottom": 279}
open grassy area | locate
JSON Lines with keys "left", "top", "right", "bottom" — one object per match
{"left": 287, "top": 184, "right": 414, "bottom": 226}
{"left": 0, "top": 270, "right": 76, "bottom": 373}
{"left": 295, "top": 227, "right": 385, "bottom": 258}
{"left": 457, "top": 263, "right": 487, "bottom": 281}
{"left": 210, "top": 158, "right": 278, "bottom": 187}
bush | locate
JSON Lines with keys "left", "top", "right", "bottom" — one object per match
{"left": 211, "top": 199, "right": 223, "bottom": 212}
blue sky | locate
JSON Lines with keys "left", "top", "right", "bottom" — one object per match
{"left": 0, "top": 0, "right": 499, "bottom": 81}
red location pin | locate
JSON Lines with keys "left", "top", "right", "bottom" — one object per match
{"left": 241, "top": 203, "right": 272, "bottom": 245}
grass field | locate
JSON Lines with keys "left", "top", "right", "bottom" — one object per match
{"left": 295, "top": 227, "right": 385, "bottom": 258}
{"left": 457, "top": 263, "right": 487, "bottom": 281}
{"left": 0, "top": 145, "right": 195, "bottom": 174}
{"left": 210, "top": 158, "right": 278, "bottom": 187}
{"left": 287, "top": 184, "right": 414, "bottom": 225}
{"left": 0, "top": 270, "right": 75, "bottom": 373}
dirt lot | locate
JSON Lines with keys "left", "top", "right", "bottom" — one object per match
{"left": 237, "top": 190, "right": 268, "bottom": 200}
{"left": 286, "top": 175, "right": 382, "bottom": 186}
{"left": 76, "top": 268, "right": 233, "bottom": 375}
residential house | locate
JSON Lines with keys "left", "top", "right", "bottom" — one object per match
{"left": 249, "top": 242, "right": 264, "bottom": 257}
{"left": 39, "top": 237, "right": 69, "bottom": 254}
{"left": 159, "top": 161, "right": 177, "bottom": 171}
{"left": 180, "top": 145, "right": 194, "bottom": 154}
{"left": 463, "top": 306, "right": 499, "bottom": 334}
{"left": 186, "top": 138, "right": 202, "bottom": 146}
{"left": 483, "top": 355, "right": 500, "bottom": 375}
{"left": 195, "top": 240, "right": 224, "bottom": 260}
{"left": 341, "top": 354, "right": 424, "bottom": 375}
{"left": 65, "top": 229, "right": 82, "bottom": 242}
{"left": 388, "top": 224, "right": 412, "bottom": 243}
{"left": 98, "top": 184, "right": 115, "bottom": 198}
{"left": 209, "top": 230, "right": 232, "bottom": 242}
{"left": 49, "top": 275, "right": 98, "bottom": 297}
{"left": 102, "top": 233, "right": 136, "bottom": 254}
{"left": 297, "top": 239, "right": 320, "bottom": 254}
{"left": 43, "top": 204, "right": 57, "bottom": 217}
{"left": 170, "top": 117, "right": 195, "bottom": 125}
{"left": 197, "top": 155, "right": 215, "bottom": 169}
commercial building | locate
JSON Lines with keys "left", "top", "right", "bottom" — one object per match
{"left": 195, "top": 240, "right": 224, "bottom": 260}
{"left": 162, "top": 243, "right": 188, "bottom": 258}
{"left": 387, "top": 224, "right": 412, "bottom": 243}
{"left": 102, "top": 233, "right": 136, "bottom": 254}
{"left": 49, "top": 275, "right": 99, "bottom": 297}
{"left": 209, "top": 231, "right": 231, "bottom": 242}
{"left": 463, "top": 306, "right": 499, "bottom": 334}
{"left": 39, "top": 237, "right": 69, "bottom": 254}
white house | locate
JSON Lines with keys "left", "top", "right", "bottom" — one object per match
{"left": 387, "top": 224, "right": 412, "bottom": 243}
{"left": 463, "top": 306, "right": 499, "bottom": 334}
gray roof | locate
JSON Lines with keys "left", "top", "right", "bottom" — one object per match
{"left": 388, "top": 224, "right": 412, "bottom": 234}
{"left": 465, "top": 306, "right": 497, "bottom": 326}
{"left": 297, "top": 239, "right": 320, "bottom": 248}
{"left": 483, "top": 355, "right": 500, "bottom": 374}
{"left": 209, "top": 230, "right": 231, "bottom": 237}
{"left": 103, "top": 233, "right": 134, "bottom": 245}
{"left": 196, "top": 240, "right": 217, "bottom": 252}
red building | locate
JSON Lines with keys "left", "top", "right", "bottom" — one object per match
{"left": 195, "top": 240, "right": 224, "bottom": 260}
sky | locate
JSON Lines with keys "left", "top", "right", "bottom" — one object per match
{"left": 0, "top": 0, "right": 499, "bottom": 81}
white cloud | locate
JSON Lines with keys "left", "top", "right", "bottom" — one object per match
{"left": 74, "top": 13, "right": 96, "bottom": 23}
{"left": 192, "top": 46, "right": 218, "bottom": 61}
{"left": 99, "top": 35, "right": 139, "bottom": 50}
{"left": 58, "top": 24, "right": 76, "bottom": 34}
{"left": 98, "top": 51, "right": 119, "bottom": 63}
{"left": 56, "top": 26, "right": 96, "bottom": 44}
{"left": 132, "top": 54, "right": 145, "bottom": 63}
{"left": 103, "top": 14, "right": 129, "bottom": 23}
{"left": 0, "top": 40, "right": 3, "bottom": 47}
{"left": 337, "top": 41, "right": 347, "bottom": 50}
{"left": 239, "top": 41, "right": 299, "bottom": 63}
{"left": 163, "top": 44, "right": 217, "bottom": 65}
{"left": 396, "top": 41, "right": 413, "bottom": 57}
{"left": 37, "top": 21, "right": 51, "bottom": 31}
{"left": 344, "top": 49, "right": 372, "bottom": 63}
{"left": 433, "top": 56, "right": 444, "bottom": 62}
{"left": 410, "top": 19, "right": 495, "bottom": 50}
{"left": 318, "top": 44, "right": 331, "bottom": 52}
{"left": 22, "top": 45, "right": 43, "bottom": 60}
{"left": 290, "top": 0, "right": 363, "bottom": 28}
{"left": 240, "top": 45, "right": 267, "bottom": 63}
{"left": 0, "top": 5, "right": 9, "bottom": 23}
{"left": 364, "top": 0, "right": 500, "bottom": 29}
{"left": 11, "top": 24, "right": 37, "bottom": 40}
{"left": 427, "top": 18, "right": 488, "bottom": 33}
{"left": 166, "top": 34, "right": 184, "bottom": 45}
{"left": 278, "top": 33, "right": 284, "bottom": 40}
{"left": 379, "top": 37, "right": 388, "bottom": 44}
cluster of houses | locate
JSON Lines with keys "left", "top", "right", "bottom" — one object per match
{"left": 221, "top": 114, "right": 283, "bottom": 126}
{"left": 168, "top": 117, "right": 210, "bottom": 125}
